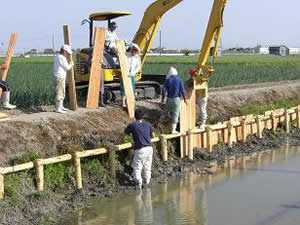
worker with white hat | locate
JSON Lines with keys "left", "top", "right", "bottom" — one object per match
{"left": 161, "top": 66, "right": 187, "bottom": 134}
{"left": 0, "top": 64, "right": 16, "bottom": 109}
{"left": 53, "top": 44, "right": 74, "bottom": 113}
{"left": 120, "top": 43, "right": 141, "bottom": 107}
{"left": 105, "top": 21, "right": 119, "bottom": 55}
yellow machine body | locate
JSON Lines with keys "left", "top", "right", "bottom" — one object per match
{"left": 76, "top": 0, "right": 183, "bottom": 84}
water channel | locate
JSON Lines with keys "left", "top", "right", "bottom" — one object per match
{"left": 61, "top": 143, "right": 300, "bottom": 225}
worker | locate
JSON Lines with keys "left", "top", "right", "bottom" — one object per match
{"left": 53, "top": 45, "right": 74, "bottom": 114}
{"left": 197, "top": 97, "right": 208, "bottom": 129}
{"left": 120, "top": 43, "right": 141, "bottom": 107}
{"left": 161, "top": 66, "right": 187, "bottom": 134}
{"left": 0, "top": 64, "right": 16, "bottom": 109}
{"left": 124, "top": 108, "right": 155, "bottom": 190}
{"left": 105, "top": 21, "right": 119, "bottom": 55}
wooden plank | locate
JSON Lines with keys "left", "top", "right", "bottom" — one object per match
{"left": 42, "top": 154, "right": 72, "bottom": 165}
{"left": 0, "top": 113, "right": 8, "bottom": 119}
{"left": 0, "top": 33, "right": 17, "bottom": 96}
{"left": 78, "top": 148, "right": 107, "bottom": 158}
{"left": 3, "top": 162, "right": 34, "bottom": 174}
{"left": 35, "top": 160, "right": 44, "bottom": 191}
{"left": 116, "top": 40, "right": 135, "bottom": 119}
{"left": 63, "top": 25, "right": 78, "bottom": 110}
{"left": 0, "top": 173, "right": 4, "bottom": 200}
{"left": 86, "top": 27, "right": 105, "bottom": 109}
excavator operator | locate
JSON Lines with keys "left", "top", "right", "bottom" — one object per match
{"left": 105, "top": 21, "right": 119, "bottom": 56}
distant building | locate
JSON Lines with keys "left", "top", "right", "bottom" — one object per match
{"left": 254, "top": 45, "right": 269, "bottom": 55}
{"left": 288, "top": 47, "right": 300, "bottom": 55}
{"left": 269, "top": 45, "right": 289, "bottom": 56}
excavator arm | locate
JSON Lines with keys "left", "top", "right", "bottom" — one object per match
{"left": 133, "top": 0, "right": 183, "bottom": 68}
{"left": 190, "top": 0, "right": 227, "bottom": 91}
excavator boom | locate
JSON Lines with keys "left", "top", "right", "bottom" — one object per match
{"left": 133, "top": 0, "right": 183, "bottom": 68}
{"left": 191, "top": 0, "right": 227, "bottom": 90}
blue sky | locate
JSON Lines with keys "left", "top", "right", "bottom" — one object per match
{"left": 1, "top": 0, "right": 299, "bottom": 52}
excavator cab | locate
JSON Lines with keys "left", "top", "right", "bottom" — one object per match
{"left": 76, "top": 11, "right": 132, "bottom": 83}
{"left": 75, "top": 0, "right": 183, "bottom": 103}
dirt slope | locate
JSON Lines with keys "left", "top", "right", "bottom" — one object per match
{"left": 0, "top": 80, "right": 300, "bottom": 165}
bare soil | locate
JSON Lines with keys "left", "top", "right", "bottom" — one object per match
{"left": 1, "top": 80, "right": 300, "bottom": 165}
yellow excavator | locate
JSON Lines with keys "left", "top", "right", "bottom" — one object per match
{"left": 75, "top": 0, "right": 183, "bottom": 102}
{"left": 188, "top": 0, "right": 227, "bottom": 128}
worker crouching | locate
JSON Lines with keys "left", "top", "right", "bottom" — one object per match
{"left": 124, "top": 109, "right": 155, "bottom": 190}
{"left": 0, "top": 64, "right": 16, "bottom": 110}
{"left": 162, "top": 67, "right": 187, "bottom": 134}
{"left": 53, "top": 45, "right": 74, "bottom": 114}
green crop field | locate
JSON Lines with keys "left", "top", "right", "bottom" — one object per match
{"left": 1, "top": 55, "right": 300, "bottom": 107}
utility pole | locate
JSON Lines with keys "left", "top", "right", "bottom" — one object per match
{"left": 52, "top": 35, "right": 55, "bottom": 52}
{"left": 159, "top": 30, "right": 162, "bottom": 55}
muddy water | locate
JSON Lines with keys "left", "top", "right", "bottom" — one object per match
{"left": 61, "top": 144, "right": 300, "bottom": 225}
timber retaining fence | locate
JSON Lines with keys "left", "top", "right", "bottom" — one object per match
{"left": 0, "top": 105, "right": 299, "bottom": 200}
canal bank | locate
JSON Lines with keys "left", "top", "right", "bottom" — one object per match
{"left": 0, "top": 127, "right": 300, "bottom": 225}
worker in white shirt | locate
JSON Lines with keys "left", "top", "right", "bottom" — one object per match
{"left": 0, "top": 64, "right": 16, "bottom": 109}
{"left": 120, "top": 43, "right": 141, "bottom": 107}
{"left": 105, "top": 21, "right": 118, "bottom": 55}
{"left": 53, "top": 45, "right": 74, "bottom": 114}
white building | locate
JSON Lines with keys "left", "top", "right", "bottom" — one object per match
{"left": 288, "top": 48, "right": 300, "bottom": 55}
{"left": 254, "top": 45, "right": 269, "bottom": 55}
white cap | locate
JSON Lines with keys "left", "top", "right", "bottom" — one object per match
{"left": 167, "top": 66, "right": 178, "bottom": 76}
{"left": 131, "top": 43, "right": 140, "bottom": 52}
{"left": 61, "top": 44, "right": 72, "bottom": 55}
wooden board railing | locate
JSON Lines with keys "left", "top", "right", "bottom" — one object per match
{"left": 0, "top": 105, "right": 299, "bottom": 199}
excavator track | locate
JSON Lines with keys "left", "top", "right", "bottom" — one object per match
{"left": 73, "top": 74, "right": 165, "bottom": 104}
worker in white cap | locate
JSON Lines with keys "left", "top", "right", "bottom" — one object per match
{"left": 53, "top": 44, "right": 74, "bottom": 113}
{"left": 105, "top": 21, "right": 119, "bottom": 55}
{"left": 121, "top": 43, "right": 141, "bottom": 107}
{"left": 0, "top": 64, "right": 16, "bottom": 109}
{"left": 161, "top": 66, "right": 187, "bottom": 134}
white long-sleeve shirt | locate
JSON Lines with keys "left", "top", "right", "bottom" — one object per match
{"left": 105, "top": 29, "right": 118, "bottom": 49}
{"left": 126, "top": 52, "right": 141, "bottom": 77}
{"left": 53, "top": 54, "right": 73, "bottom": 79}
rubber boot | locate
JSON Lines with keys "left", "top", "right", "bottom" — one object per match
{"left": 121, "top": 96, "right": 126, "bottom": 107}
{"left": 55, "top": 100, "right": 66, "bottom": 114}
{"left": 171, "top": 123, "right": 179, "bottom": 134}
{"left": 61, "top": 104, "right": 69, "bottom": 111}
{"left": 100, "top": 92, "right": 106, "bottom": 107}
{"left": 2, "top": 91, "right": 16, "bottom": 110}
{"left": 198, "top": 98, "right": 208, "bottom": 129}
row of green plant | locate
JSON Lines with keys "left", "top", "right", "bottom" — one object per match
{"left": 1, "top": 55, "right": 300, "bottom": 107}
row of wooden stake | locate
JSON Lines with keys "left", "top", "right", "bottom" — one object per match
{"left": 0, "top": 105, "right": 299, "bottom": 199}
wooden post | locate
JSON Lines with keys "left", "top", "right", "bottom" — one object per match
{"left": 296, "top": 105, "right": 300, "bottom": 129}
{"left": 63, "top": 25, "right": 78, "bottom": 110}
{"left": 206, "top": 126, "right": 213, "bottom": 152}
{"left": 180, "top": 99, "right": 187, "bottom": 158}
{"left": 0, "top": 33, "right": 18, "bottom": 96}
{"left": 0, "top": 171, "right": 4, "bottom": 200}
{"left": 116, "top": 40, "right": 135, "bottom": 119}
{"left": 35, "top": 159, "right": 44, "bottom": 191}
{"left": 160, "top": 135, "right": 168, "bottom": 161}
{"left": 271, "top": 112, "right": 276, "bottom": 132}
{"left": 109, "top": 147, "right": 116, "bottom": 184}
{"left": 228, "top": 122, "right": 234, "bottom": 147}
{"left": 285, "top": 109, "right": 290, "bottom": 133}
{"left": 86, "top": 27, "right": 105, "bottom": 109}
{"left": 188, "top": 129, "right": 193, "bottom": 160}
{"left": 73, "top": 152, "right": 82, "bottom": 190}
{"left": 256, "top": 116, "right": 262, "bottom": 138}
{"left": 241, "top": 120, "right": 247, "bottom": 142}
